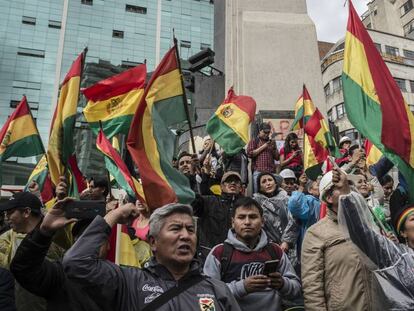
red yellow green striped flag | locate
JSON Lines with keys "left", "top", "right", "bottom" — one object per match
{"left": 364, "top": 139, "right": 382, "bottom": 167}
{"left": 342, "top": 1, "right": 414, "bottom": 201}
{"left": 47, "top": 50, "right": 86, "bottom": 186}
{"left": 96, "top": 129, "right": 145, "bottom": 202}
{"left": 127, "top": 45, "right": 194, "bottom": 210}
{"left": 25, "top": 155, "right": 54, "bottom": 205}
{"left": 206, "top": 87, "right": 256, "bottom": 156}
{"left": 107, "top": 222, "right": 141, "bottom": 267}
{"left": 0, "top": 96, "right": 44, "bottom": 163}
{"left": 83, "top": 64, "right": 146, "bottom": 138}
{"left": 304, "top": 108, "right": 340, "bottom": 179}
{"left": 291, "top": 85, "right": 316, "bottom": 131}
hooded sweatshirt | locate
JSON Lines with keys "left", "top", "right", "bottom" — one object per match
{"left": 204, "top": 229, "right": 301, "bottom": 311}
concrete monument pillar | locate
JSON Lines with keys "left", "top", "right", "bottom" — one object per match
{"left": 215, "top": 0, "right": 326, "bottom": 118}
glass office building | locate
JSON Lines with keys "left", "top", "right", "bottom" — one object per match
{"left": 0, "top": 0, "right": 213, "bottom": 184}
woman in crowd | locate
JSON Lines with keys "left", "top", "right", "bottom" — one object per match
{"left": 279, "top": 133, "right": 303, "bottom": 179}
{"left": 253, "top": 172, "right": 299, "bottom": 267}
{"left": 131, "top": 200, "right": 150, "bottom": 242}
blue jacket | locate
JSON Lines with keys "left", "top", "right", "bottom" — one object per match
{"left": 288, "top": 191, "right": 320, "bottom": 256}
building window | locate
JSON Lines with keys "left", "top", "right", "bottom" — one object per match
{"left": 374, "top": 43, "right": 381, "bottom": 53}
{"left": 200, "top": 43, "right": 211, "bottom": 50}
{"left": 10, "top": 100, "right": 39, "bottom": 110}
{"left": 22, "top": 16, "right": 36, "bottom": 25}
{"left": 121, "top": 60, "right": 142, "bottom": 68}
{"left": 328, "top": 109, "right": 334, "bottom": 122}
{"left": 125, "top": 4, "right": 147, "bottom": 14}
{"left": 180, "top": 40, "right": 191, "bottom": 48}
{"left": 404, "top": 49, "right": 414, "bottom": 59}
{"left": 112, "top": 30, "right": 124, "bottom": 38}
{"left": 17, "top": 47, "right": 45, "bottom": 58}
{"left": 324, "top": 84, "right": 331, "bottom": 96}
{"left": 336, "top": 103, "right": 345, "bottom": 119}
{"left": 332, "top": 76, "right": 342, "bottom": 92}
{"left": 385, "top": 45, "right": 399, "bottom": 56}
{"left": 404, "top": 19, "right": 414, "bottom": 36}
{"left": 333, "top": 42, "right": 345, "bottom": 52}
{"left": 410, "top": 80, "right": 414, "bottom": 93}
{"left": 12, "top": 80, "right": 41, "bottom": 90}
{"left": 401, "top": 0, "right": 413, "bottom": 16}
{"left": 48, "top": 20, "right": 61, "bottom": 29}
{"left": 81, "top": 0, "right": 93, "bottom": 5}
{"left": 395, "top": 78, "right": 407, "bottom": 92}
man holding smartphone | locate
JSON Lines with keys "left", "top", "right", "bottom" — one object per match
{"left": 204, "top": 197, "right": 301, "bottom": 310}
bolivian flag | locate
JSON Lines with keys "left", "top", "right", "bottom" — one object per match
{"left": 0, "top": 96, "right": 44, "bottom": 162}
{"left": 25, "top": 155, "right": 54, "bottom": 205}
{"left": 107, "top": 222, "right": 141, "bottom": 267}
{"left": 364, "top": 139, "right": 382, "bottom": 167}
{"left": 206, "top": 87, "right": 256, "bottom": 156}
{"left": 47, "top": 50, "right": 85, "bottom": 186}
{"left": 127, "top": 45, "right": 194, "bottom": 210}
{"left": 342, "top": 1, "right": 414, "bottom": 201}
{"left": 83, "top": 64, "right": 146, "bottom": 138}
{"left": 290, "top": 85, "right": 316, "bottom": 131}
{"left": 96, "top": 129, "right": 145, "bottom": 201}
{"left": 304, "top": 108, "right": 340, "bottom": 179}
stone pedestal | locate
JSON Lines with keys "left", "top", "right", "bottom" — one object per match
{"left": 216, "top": 0, "right": 326, "bottom": 116}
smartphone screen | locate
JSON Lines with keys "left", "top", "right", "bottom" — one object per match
{"left": 262, "top": 259, "right": 280, "bottom": 275}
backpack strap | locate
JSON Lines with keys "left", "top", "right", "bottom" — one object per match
{"left": 219, "top": 242, "right": 234, "bottom": 279}
{"left": 141, "top": 275, "right": 204, "bottom": 311}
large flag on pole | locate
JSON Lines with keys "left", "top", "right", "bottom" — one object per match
{"left": 96, "top": 129, "right": 145, "bottom": 202}
{"left": 0, "top": 96, "right": 44, "bottom": 162}
{"left": 127, "top": 45, "right": 194, "bottom": 210}
{"left": 206, "top": 87, "right": 256, "bottom": 156}
{"left": 83, "top": 64, "right": 147, "bottom": 138}
{"left": 47, "top": 50, "right": 86, "bottom": 186}
{"left": 304, "top": 108, "right": 340, "bottom": 179}
{"left": 290, "top": 85, "right": 316, "bottom": 131}
{"left": 342, "top": 1, "right": 414, "bottom": 201}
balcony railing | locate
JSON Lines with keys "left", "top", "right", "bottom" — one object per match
{"left": 321, "top": 50, "right": 414, "bottom": 72}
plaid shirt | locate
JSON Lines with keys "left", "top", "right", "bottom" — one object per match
{"left": 247, "top": 137, "right": 279, "bottom": 173}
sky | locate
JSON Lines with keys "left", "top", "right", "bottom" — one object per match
{"left": 306, "top": 0, "right": 369, "bottom": 43}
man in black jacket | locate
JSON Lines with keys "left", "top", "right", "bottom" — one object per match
{"left": 0, "top": 267, "right": 15, "bottom": 311}
{"left": 192, "top": 171, "right": 244, "bottom": 261}
{"left": 10, "top": 199, "right": 112, "bottom": 311}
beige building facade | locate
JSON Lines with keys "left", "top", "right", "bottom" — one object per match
{"left": 362, "top": 0, "right": 414, "bottom": 38}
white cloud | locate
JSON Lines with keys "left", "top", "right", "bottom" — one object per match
{"left": 306, "top": 0, "right": 369, "bottom": 43}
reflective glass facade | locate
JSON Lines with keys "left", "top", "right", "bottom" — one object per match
{"left": 0, "top": 0, "right": 214, "bottom": 150}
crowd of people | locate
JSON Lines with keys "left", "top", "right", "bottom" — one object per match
{"left": 0, "top": 122, "right": 414, "bottom": 310}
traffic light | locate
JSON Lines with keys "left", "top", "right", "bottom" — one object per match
{"left": 188, "top": 48, "right": 215, "bottom": 72}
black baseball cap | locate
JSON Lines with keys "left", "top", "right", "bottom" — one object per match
{"left": 0, "top": 192, "right": 42, "bottom": 214}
